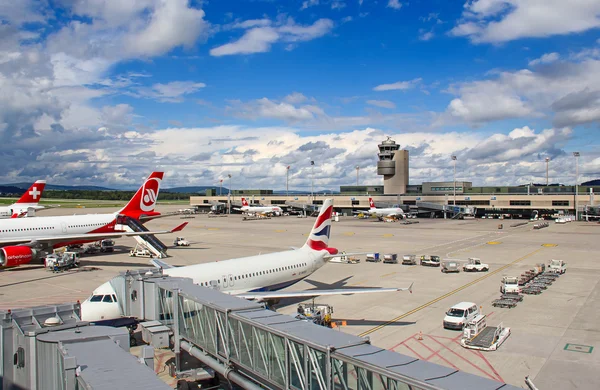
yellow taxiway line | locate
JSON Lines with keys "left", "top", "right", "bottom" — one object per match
{"left": 358, "top": 247, "right": 545, "bottom": 337}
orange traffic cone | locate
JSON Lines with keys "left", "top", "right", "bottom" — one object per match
{"left": 417, "top": 331, "right": 423, "bottom": 341}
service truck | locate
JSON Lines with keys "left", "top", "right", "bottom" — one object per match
{"left": 420, "top": 255, "right": 441, "bottom": 267}
{"left": 548, "top": 259, "right": 566, "bottom": 274}
{"left": 500, "top": 276, "right": 521, "bottom": 294}
{"left": 463, "top": 258, "right": 489, "bottom": 272}
{"left": 402, "top": 254, "right": 417, "bottom": 265}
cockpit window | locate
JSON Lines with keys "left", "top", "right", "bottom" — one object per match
{"left": 102, "top": 295, "right": 113, "bottom": 303}
{"left": 90, "top": 295, "right": 103, "bottom": 302}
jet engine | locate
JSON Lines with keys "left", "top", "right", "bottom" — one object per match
{"left": 0, "top": 246, "right": 38, "bottom": 267}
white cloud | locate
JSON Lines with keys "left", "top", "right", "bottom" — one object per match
{"left": 366, "top": 100, "right": 396, "bottom": 109}
{"left": 528, "top": 52, "right": 560, "bottom": 66}
{"left": 451, "top": 0, "right": 600, "bottom": 43}
{"left": 331, "top": 1, "right": 346, "bottom": 10}
{"left": 301, "top": 0, "right": 320, "bottom": 10}
{"left": 135, "top": 81, "right": 206, "bottom": 103}
{"left": 284, "top": 92, "right": 309, "bottom": 104}
{"left": 440, "top": 46, "right": 600, "bottom": 126}
{"left": 210, "top": 18, "right": 334, "bottom": 56}
{"left": 419, "top": 29, "right": 435, "bottom": 41}
{"left": 387, "top": 0, "right": 402, "bottom": 10}
{"left": 373, "top": 78, "right": 422, "bottom": 91}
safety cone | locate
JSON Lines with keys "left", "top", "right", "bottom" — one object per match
{"left": 417, "top": 331, "right": 423, "bottom": 341}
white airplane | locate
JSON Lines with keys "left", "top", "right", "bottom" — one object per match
{"left": 362, "top": 198, "right": 406, "bottom": 219}
{"left": 81, "top": 199, "right": 413, "bottom": 322}
{"left": 0, "top": 172, "right": 187, "bottom": 268}
{"left": 236, "top": 197, "right": 283, "bottom": 216}
{"left": 0, "top": 180, "right": 47, "bottom": 219}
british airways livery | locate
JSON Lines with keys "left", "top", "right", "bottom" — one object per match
{"left": 81, "top": 199, "right": 412, "bottom": 322}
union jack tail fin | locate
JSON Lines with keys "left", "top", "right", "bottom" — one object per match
{"left": 16, "top": 180, "right": 46, "bottom": 204}
{"left": 369, "top": 197, "right": 376, "bottom": 210}
{"left": 119, "top": 172, "right": 164, "bottom": 219}
{"left": 303, "top": 199, "right": 337, "bottom": 254}
{"left": 241, "top": 197, "right": 249, "bottom": 207}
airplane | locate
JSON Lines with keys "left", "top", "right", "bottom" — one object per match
{"left": 80, "top": 198, "right": 413, "bottom": 322}
{"left": 0, "top": 180, "right": 47, "bottom": 219}
{"left": 0, "top": 172, "right": 187, "bottom": 268}
{"left": 360, "top": 198, "right": 406, "bottom": 219}
{"left": 236, "top": 197, "right": 283, "bottom": 216}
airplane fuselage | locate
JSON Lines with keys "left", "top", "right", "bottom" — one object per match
{"left": 369, "top": 207, "right": 404, "bottom": 217}
{"left": 241, "top": 205, "right": 282, "bottom": 215}
{"left": 0, "top": 213, "right": 120, "bottom": 248}
{"left": 164, "top": 247, "right": 326, "bottom": 295}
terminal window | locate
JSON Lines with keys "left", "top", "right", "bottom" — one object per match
{"left": 270, "top": 200, "right": 286, "bottom": 205}
{"left": 456, "top": 200, "right": 490, "bottom": 206}
{"left": 510, "top": 200, "right": 531, "bottom": 206}
{"left": 351, "top": 200, "right": 359, "bottom": 205}
{"left": 432, "top": 186, "right": 463, "bottom": 191}
{"left": 552, "top": 200, "right": 569, "bottom": 206}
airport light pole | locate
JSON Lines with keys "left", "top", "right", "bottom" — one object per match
{"left": 355, "top": 165, "right": 360, "bottom": 187}
{"left": 310, "top": 160, "right": 315, "bottom": 202}
{"left": 286, "top": 165, "right": 290, "bottom": 197}
{"left": 451, "top": 155, "right": 457, "bottom": 206}
{"left": 573, "top": 152, "right": 580, "bottom": 220}
{"left": 228, "top": 174, "right": 232, "bottom": 214}
{"left": 545, "top": 157, "right": 550, "bottom": 186}
{"left": 220, "top": 179, "right": 223, "bottom": 196}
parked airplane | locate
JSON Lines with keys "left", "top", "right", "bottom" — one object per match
{"left": 81, "top": 198, "right": 412, "bottom": 321}
{"left": 0, "top": 180, "right": 47, "bottom": 219}
{"left": 0, "top": 172, "right": 187, "bottom": 268}
{"left": 236, "top": 197, "right": 283, "bottom": 216}
{"left": 362, "top": 198, "right": 406, "bottom": 219}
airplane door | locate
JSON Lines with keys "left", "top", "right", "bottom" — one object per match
{"left": 222, "top": 275, "right": 228, "bottom": 288}
{"left": 61, "top": 221, "right": 67, "bottom": 233}
{"left": 229, "top": 274, "right": 234, "bottom": 287}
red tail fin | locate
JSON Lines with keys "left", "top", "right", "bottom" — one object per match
{"left": 16, "top": 180, "right": 46, "bottom": 204}
{"left": 119, "top": 172, "right": 164, "bottom": 219}
{"left": 241, "top": 197, "right": 249, "bottom": 207}
{"left": 369, "top": 198, "right": 376, "bottom": 210}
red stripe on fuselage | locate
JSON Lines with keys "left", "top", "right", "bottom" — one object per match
{"left": 52, "top": 218, "right": 122, "bottom": 249}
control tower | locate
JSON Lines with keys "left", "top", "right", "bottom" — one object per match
{"left": 377, "top": 137, "right": 409, "bottom": 194}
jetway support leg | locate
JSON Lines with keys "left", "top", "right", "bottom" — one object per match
{"left": 180, "top": 340, "right": 265, "bottom": 390}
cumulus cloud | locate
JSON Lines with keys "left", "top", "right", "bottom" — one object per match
{"left": 451, "top": 0, "right": 600, "bottom": 43}
{"left": 529, "top": 52, "right": 560, "bottom": 67}
{"left": 210, "top": 17, "right": 334, "bottom": 56}
{"left": 134, "top": 81, "right": 206, "bottom": 103}
{"left": 439, "top": 46, "right": 600, "bottom": 127}
{"left": 373, "top": 78, "right": 422, "bottom": 91}
{"left": 387, "top": 0, "right": 402, "bottom": 10}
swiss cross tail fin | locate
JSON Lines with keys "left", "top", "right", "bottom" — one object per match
{"left": 119, "top": 172, "right": 164, "bottom": 219}
{"left": 16, "top": 180, "right": 46, "bottom": 204}
{"left": 241, "top": 197, "right": 249, "bottom": 207}
{"left": 303, "top": 199, "right": 337, "bottom": 254}
{"left": 369, "top": 197, "right": 376, "bottom": 210}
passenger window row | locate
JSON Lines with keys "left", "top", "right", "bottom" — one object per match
{"left": 199, "top": 262, "right": 308, "bottom": 287}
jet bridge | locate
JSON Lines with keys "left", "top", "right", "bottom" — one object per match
{"left": 105, "top": 269, "right": 521, "bottom": 390}
{"left": 116, "top": 215, "right": 168, "bottom": 258}
{"left": 414, "top": 202, "right": 476, "bottom": 219}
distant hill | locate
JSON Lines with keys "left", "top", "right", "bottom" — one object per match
{"left": 582, "top": 179, "right": 600, "bottom": 186}
{"left": 3, "top": 182, "right": 114, "bottom": 191}
{"left": 163, "top": 186, "right": 229, "bottom": 194}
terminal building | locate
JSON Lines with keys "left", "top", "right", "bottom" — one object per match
{"left": 190, "top": 137, "right": 599, "bottom": 219}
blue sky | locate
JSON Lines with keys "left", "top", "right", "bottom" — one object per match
{"left": 1, "top": 0, "right": 599, "bottom": 190}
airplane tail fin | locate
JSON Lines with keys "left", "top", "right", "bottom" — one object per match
{"left": 369, "top": 197, "right": 376, "bottom": 210}
{"left": 16, "top": 180, "right": 46, "bottom": 204}
{"left": 118, "top": 172, "right": 164, "bottom": 219}
{"left": 241, "top": 197, "right": 249, "bottom": 206}
{"left": 303, "top": 198, "right": 337, "bottom": 254}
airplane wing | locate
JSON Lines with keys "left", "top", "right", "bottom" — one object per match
{"left": 150, "top": 258, "right": 175, "bottom": 269}
{"left": 236, "top": 283, "right": 413, "bottom": 302}
{"left": 0, "top": 222, "right": 188, "bottom": 247}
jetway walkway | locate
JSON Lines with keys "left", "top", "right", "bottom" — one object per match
{"left": 415, "top": 202, "right": 476, "bottom": 218}
{"left": 107, "top": 269, "right": 520, "bottom": 390}
{"left": 116, "top": 216, "right": 168, "bottom": 258}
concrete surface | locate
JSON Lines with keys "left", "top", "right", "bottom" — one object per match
{"left": 1, "top": 205, "right": 599, "bottom": 389}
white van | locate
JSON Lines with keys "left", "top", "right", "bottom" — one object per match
{"left": 443, "top": 302, "right": 479, "bottom": 330}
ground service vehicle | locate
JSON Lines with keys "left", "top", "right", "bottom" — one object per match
{"left": 296, "top": 303, "right": 334, "bottom": 327}
{"left": 463, "top": 258, "right": 489, "bottom": 272}
{"left": 443, "top": 302, "right": 480, "bottom": 330}
{"left": 100, "top": 239, "right": 115, "bottom": 252}
{"left": 129, "top": 247, "right": 152, "bottom": 258}
{"left": 45, "top": 252, "right": 80, "bottom": 271}
{"left": 460, "top": 315, "right": 511, "bottom": 351}
{"left": 548, "top": 259, "right": 567, "bottom": 274}
{"left": 383, "top": 253, "right": 398, "bottom": 264}
{"left": 420, "top": 255, "right": 441, "bottom": 267}
{"left": 442, "top": 260, "right": 460, "bottom": 273}
{"left": 173, "top": 237, "right": 190, "bottom": 246}
{"left": 501, "top": 276, "right": 521, "bottom": 294}
{"left": 402, "top": 254, "right": 417, "bottom": 265}
{"left": 366, "top": 253, "right": 380, "bottom": 262}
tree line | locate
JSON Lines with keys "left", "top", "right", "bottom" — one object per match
{"left": 41, "top": 190, "right": 196, "bottom": 201}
